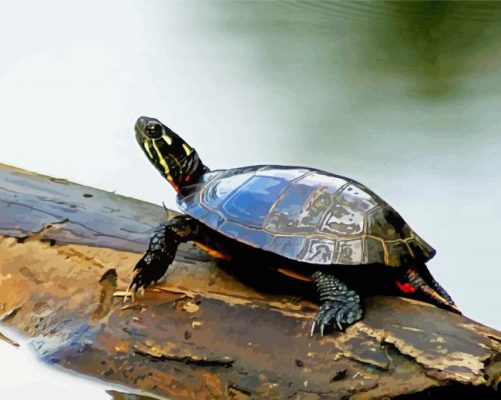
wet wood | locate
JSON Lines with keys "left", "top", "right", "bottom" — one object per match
{"left": 0, "top": 163, "right": 499, "bottom": 399}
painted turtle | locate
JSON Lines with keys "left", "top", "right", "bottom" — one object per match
{"left": 128, "top": 116, "right": 459, "bottom": 335}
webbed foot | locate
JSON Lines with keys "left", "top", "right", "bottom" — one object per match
{"left": 311, "top": 298, "right": 363, "bottom": 336}
{"left": 125, "top": 216, "right": 198, "bottom": 302}
{"left": 128, "top": 254, "right": 169, "bottom": 293}
{"left": 310, "top": 270, "right": 363, "bottom": 336}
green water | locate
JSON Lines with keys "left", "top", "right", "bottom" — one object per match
{"left": 179, "top": 0, "right": 501, "bottom": 329}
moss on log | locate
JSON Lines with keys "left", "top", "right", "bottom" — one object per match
{"left": 0, "top": 163, "right": 499, "bottom": 399}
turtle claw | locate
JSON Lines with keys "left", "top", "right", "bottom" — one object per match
{"left": 127, "top": 255, "right": 168, "bottom": 296}
{"left": 311, "top": 299, "right": 363, "bottom": 336}
{"left": 335, "top": 311, "right": 343, "bottom": 331}
{"left": 123, "top": 283, "right": 136, "bottom": 304}
{"left": 123, "top": 287, "right": 130, "bottom": 304}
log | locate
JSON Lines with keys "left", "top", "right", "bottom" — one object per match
{"left": 0, "top": 162, "right": 499, "bottom": 400}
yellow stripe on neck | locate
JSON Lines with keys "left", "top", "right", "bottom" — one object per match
{"left": 151, "top": 140, "right": 171, "bottom": 177}
{"left": 182, "top": 143, "right": 193, "bottom": 156}
{"left": 143, "top": 141, "right": 154, "bottom": 159}
{"left": 162, "top": 134, "right": 172, "bottom": 145}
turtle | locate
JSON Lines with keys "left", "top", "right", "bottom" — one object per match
{"left": 128, "top": 116, "right": 459, "bottom": 335}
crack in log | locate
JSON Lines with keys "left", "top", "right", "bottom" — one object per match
{"left": 0, "top": 199, "right": 148, "bottom": 248}
{"left": 12, "top": 218, "right": 70, "bottom": 245}
{"left": 51, "top": 219, "right": 146, "bottom": 245}
{"left": 134, "top": 344, "right": 234, "bottom": 368}
{"left": 54, "top": 247, "right": 110, "bottom": 270}
{"left": 351, "top": 324, "right": 493, "bottom": 385}
{"left": 0, "top": 199, "right": 66, "bottom": 221}
{"left": 227, "top": 382, "right": 252, "bottom": 398}
{"left": 0, "top": 185, "right": 25, "bottom": 195}
{"left": 341, "top": 354, "right": 390, "bottom": 371}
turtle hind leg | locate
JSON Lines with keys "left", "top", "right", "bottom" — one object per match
{"left": 311, "top": 271, "right": 363, "bottom": 336}
{"left": 417, "top": 264, "right": 456, "bottom": 305}
{"left": 127, "top": 215, "right": 198, "bottom": 295}
{"left": 401, "top": 267, "right": 461, "bottom": 314}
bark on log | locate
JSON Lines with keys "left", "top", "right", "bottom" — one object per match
{"left": 0, "top": 163, "right": 499, "bottom": 400}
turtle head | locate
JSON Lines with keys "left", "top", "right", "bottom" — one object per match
{"left": 135, "top": 116, "right": 209, "bottom": 193}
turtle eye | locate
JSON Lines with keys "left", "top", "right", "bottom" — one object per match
{"left": 144, "top": 121, "right": 163, "bottom": 139}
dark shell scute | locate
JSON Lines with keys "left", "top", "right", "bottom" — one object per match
{"left": 386, "top": 241, "right": 412, "bottom": 267}
{"left": 240, "top": 227, "right": 275, "bottom": 248}
{"left": 256, "top": 167, "right": 309, "bottom": 181}
{"left": 215, "top": 220, "right": 246, "bottom": 239}
{"left": 320, "top": 204, "right": 365, "bottom": 236}
{"left": 298, "top": 190, "right": 335, "bottom": 230}
{"left": 178, "top": 200, "right": 210, "bottom": 221}
{"left": 364, "top": 237, "right": 386, "bottom": 264}
{"left": 334, "top": 239, "right": 364, "bottom": 264}
{"left": 367, "top": 207, "right": 411, "bottom": 240}
{"left": 219, "top": 221, "right": 274, "bottom": 248}
{"left": 201, "top": 211, "right": 225, "bottom": 230}
{"left": 222, "top": 176, "right": 289, "bottom": 228}
{"left": 336, "top": 184, "right": 379, "bottom": 213}
{"left": 298, "top": 238, "right": 336, "bottom": 265}
{"left": 408, "top": 235, "right": 436, "bottom": 260}
{"left": 264, "top": 236, "right": 305, "bottom": 260}
{"left": 203, "top": 172, "right": 254, "bottom": 209}
{"left": 265, "top": 182, "right": 318, "bottom": 234}
{"left": 297, "top": 172, "right": 347, "bottom": 193}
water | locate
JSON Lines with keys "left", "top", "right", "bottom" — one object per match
{"left": 0, "top": 325, "right": 165, "bottom": 399}
{"left": 0, "top": 326, "right": 113, "bottom": 399}
{"left": 1, "top": 0, "right": 500, "bottom": 396}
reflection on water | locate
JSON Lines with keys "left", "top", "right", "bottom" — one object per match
{"left": 0, "top": 326, "right": 110, "bottom": 399}
{"left": 0, "top": 326, "right": 163, "bottom": 399}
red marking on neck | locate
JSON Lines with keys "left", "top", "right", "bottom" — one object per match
{"left": 396, "top": 280, "right": 417, "bottom": 294}
{"left": 167, "top": 177, "right": 180, "bottom": 193}
{"left": 184, "top": 175, "right": 191, "bottom": 182}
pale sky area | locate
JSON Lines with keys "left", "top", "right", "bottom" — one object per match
{"left": 1, "top": 0, "right": 500, "bottom": 398}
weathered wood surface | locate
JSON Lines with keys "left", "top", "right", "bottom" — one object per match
{"left": 0, "top": 163, "right": 499, "bottom": 400}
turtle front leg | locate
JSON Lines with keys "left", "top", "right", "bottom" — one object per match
{"left": 311, "top": 271, "right": 363, "bottom": 336}
{"left": 128, "top": 215, "right": 198, "bottom": 294}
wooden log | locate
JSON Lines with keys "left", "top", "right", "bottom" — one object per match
{"left": 0, "top": 163, "right": 499, "bottom": 399}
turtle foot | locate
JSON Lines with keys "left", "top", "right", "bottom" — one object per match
{"left": 128, "top": 255, "right": 168, "bottom": 294}
{"left": 311, "top": 298, "right": 363, "bottom": 336}
{"left": 310, "top": 271, "right": 363, "bottom": 336}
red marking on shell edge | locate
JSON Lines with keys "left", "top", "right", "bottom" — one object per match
{"left": 396, "top": 280, "right": 417, "bottom": 294}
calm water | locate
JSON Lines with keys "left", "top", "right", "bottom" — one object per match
{"left": 1, "top": 0, "right": 501, "bottom": 396}
{"left": 0, "top": 325, "right": 162, "bottom": 399}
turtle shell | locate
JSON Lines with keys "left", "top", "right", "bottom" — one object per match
{"left": 177, "top": 166, "right": 435, "bottom": 267}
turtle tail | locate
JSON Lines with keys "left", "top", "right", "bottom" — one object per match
{"left": 396, "top": 266, "right": 461, "bottom": 314}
